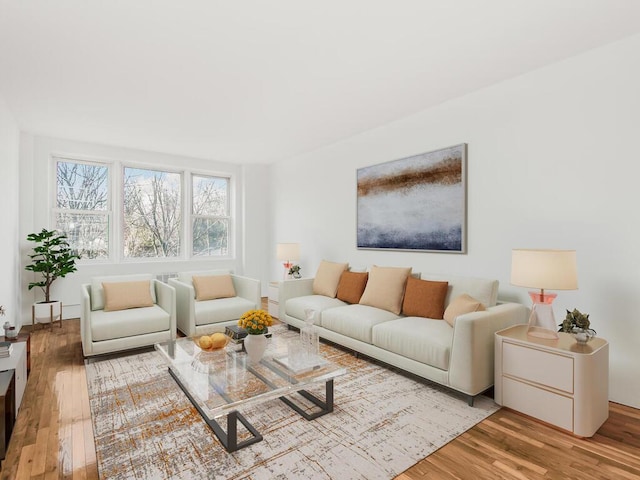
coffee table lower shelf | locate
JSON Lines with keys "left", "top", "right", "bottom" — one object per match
{"left": 168, "top": 368, "right": 335, "bottom": 452}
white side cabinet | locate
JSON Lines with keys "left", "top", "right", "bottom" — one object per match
{"left": 495, "top": 324, "right": 609, "bottom": 437}
{"left": 0, "top": 342, "right": 28, "bottom": 417}
{"left": 268, "top": 281, "right": 280, "bottom": 318}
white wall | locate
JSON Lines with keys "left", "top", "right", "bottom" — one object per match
{"left": 271, "top": 34, "right": 640, "bottom": 408}
{"left": 19, "top": 135, "right": 259, "bottom": 321}
{"left": 241, "top": 163, "right": 271, "bottom": 295}
{"left": 0, "top": 95, "right": 20, "bottom": 330}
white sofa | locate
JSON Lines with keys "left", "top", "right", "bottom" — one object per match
{"left": 169, "top": 270, "right": 261, "bottom": 337}
{"left": 81, "top": 274, "right": 176, "bottom": 357}
{"left": 279, "top": 271, "right": 527, "bottom": 405}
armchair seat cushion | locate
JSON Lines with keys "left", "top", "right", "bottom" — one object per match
{"left": 285, "top": 295, "right": 347, "bottom": 322}
{"left": 90, "top": 305, "right": 171, "bottom": 342}
{"left": 372, "top": 317, "right": 453, "bottom": 370}
{"left": 321, "top": 304, "right": 399, "bottom": 344}
{"left": 194, "top": 297, "right": 256, "bottom": 326}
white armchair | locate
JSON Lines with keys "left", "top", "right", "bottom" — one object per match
{"left": 169, "top": 270, "right": 261, "bottom": 337}
{"left": 81, "top": 274, "right": 176, "bottom": 357}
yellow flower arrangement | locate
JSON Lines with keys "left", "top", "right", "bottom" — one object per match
{"left": 238, "top": 309, "right": 273, "bottom": 335}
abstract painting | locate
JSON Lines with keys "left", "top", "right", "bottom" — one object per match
{"left": 357, "top": 143, "right": 467, "bottom": 253}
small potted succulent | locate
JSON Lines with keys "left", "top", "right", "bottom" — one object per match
{"left": 288, "top": 264, "right": 302, "bottom": 279}
{"left": 559, "top": 308, "right": 596, "bottom": 344}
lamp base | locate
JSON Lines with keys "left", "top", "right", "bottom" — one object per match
{"left": 526, "top": 293, "right": 559, "bottom": 340}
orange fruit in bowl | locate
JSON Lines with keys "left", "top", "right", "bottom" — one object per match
{"left": 198, "top": 335, "right": 213, "bottom": 350}
{"left": 209, "top": 332, "right": 228, "bottom": 349}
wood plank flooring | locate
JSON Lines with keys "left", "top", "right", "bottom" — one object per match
{"left": 1, "top": 319, "right": 638, "bottom": 479}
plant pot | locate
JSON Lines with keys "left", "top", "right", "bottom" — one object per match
{"left": 33, "top": 301, "right": 62, "bottom": 324}
{"left": 244, "top": 334, "right": 267, "bottom": 364}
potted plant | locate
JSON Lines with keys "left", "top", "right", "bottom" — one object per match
{"left": 25, "top": 229, "right": 80, "bottom": 325}
{"left": 558, "top": 308, "right": 596, "bottom": 344}
{"left": 238, "top": 309, "right": 273, "bottom": 363}
{"left": 288, "top": 264, "right": 302, "bottom": 279}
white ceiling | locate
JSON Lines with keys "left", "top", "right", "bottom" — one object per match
{"left": 1, "top": 1, "right": 640, "bottom": 164}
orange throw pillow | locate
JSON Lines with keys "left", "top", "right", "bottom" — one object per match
{"left": 336, "top": 271, "right": 369, "bottom": 304}
{"left": 402, "top": 277, "right": 449, "bottom": 319}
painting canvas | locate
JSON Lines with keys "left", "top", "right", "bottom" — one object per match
{"left": 357, "top": 144, "right": 467, "bottom": 253}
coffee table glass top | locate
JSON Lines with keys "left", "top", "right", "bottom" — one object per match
{"left": 155, "top": 330, "right": 346, "bottom": 421}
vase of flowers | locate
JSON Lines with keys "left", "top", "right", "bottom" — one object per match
{"left": 559, "top": 308, "right": 596, "bottom": 344}
{"left": 238, "top": 309, "right": 273, "bottom": 363}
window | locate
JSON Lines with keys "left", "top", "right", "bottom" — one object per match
{"left": 192, "top": 174, "right": 230, "bottom": 256}
{"left": 53, "top": 159, "right": 110, "bottom": 259}
{"left": 123, "top": 167, "right": 182, "bottom": 258}
{"left": 52, "top": 158, "right": 232, "bottom": 262}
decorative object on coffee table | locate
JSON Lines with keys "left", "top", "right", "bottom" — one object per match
{"left": 510, "top": 249, "right": 578, "bottom": 339}
{"left": 301, "top": 308, "right": 319, "bottom": 358}
{"left": 25, "top": 228, "right": 80, "bottom": 328}
{"left": 238, "top": 309, "right": 273, "bottom": 363}
{"left": 559, "top": 308, "right": 596, "bottom": 344}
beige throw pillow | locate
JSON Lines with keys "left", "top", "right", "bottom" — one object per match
{"left": 359, "top": 265, "right": 412, "bottom": 314}
{"left": 103, "top": 280, "right": 154, "bottom": 312}
{"left": 443, "top": 294, "right": 486, "bottom": 327}
{"left": 193, "top": 275, "right": 236, "bottom": 301}
{"left": 313, "top": 260, "right": 349, "bottom": 298}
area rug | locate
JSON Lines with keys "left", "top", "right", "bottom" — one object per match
{"left": 85, "top": 330, "right": 499, "bottom": 480}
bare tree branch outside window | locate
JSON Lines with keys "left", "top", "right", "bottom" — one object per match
{"left": 123, "top": 167, "right": 181, "bottom": 258}
{"left": 192, "top": 175, "right": 229, "bottom": 256}
{"left": 55, "top": 160, "right": 109, "bottom": 259}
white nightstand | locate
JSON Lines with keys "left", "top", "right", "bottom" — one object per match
{"left": 494, "top": 324, "right": 609, "bottom": 437}
{"left": 268, "top": 281, "right": 280, "bottom": 318}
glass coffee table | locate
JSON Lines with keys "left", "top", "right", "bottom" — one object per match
{"left": 155, "top": 330, "right": 346, "bottom": 452}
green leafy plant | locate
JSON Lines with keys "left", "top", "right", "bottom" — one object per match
{"left": 559, "top": 308, "right": 595, "bottom": 334}
{"left": 25, "top": 229, "right": 80, "bottom": 303}
{"left": 288, "top": 264, "right": 301, "bottom": 276}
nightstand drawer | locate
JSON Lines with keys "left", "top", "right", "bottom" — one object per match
{"left": 503, "top": 377, "right": 573, "bottom": 432}
{"left": 503, "top": 342, "right": 573, "bottom": 393}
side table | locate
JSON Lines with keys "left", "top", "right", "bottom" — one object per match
{"left": 0, "top": 342, "right": 27, "bottom": 417}
{"left": 268, "top": 281, "right": 280, "bottom": 318}
{"left": 1, "top": 332, "right": 30, "bottom": 376}
{"left": 494, "top": 324, "right": 609, "bottom": 437}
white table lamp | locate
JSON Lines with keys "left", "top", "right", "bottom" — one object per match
{"left": 511, "top": 249, "right": 578, "bottom": 339}
{"left": 277, "top": 243, "right": 300, "bottom": 279}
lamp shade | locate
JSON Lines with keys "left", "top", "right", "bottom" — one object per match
{"left": 276, "top": 243, "right": 300, "bottom": 261}
{"left": 511, "top": 249, "right": 578, "bottom": 290}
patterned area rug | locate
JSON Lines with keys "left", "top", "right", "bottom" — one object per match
{"left": 85, "top": 329, "right": 498, "bottom": 479}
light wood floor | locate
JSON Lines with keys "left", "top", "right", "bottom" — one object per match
{"left": 1, "top": 320, "right": 638, "bottom": 479}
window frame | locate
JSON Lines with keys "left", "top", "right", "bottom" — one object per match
{"left": 190, "top": 172, "right": 232, "bottom": 259}
{"left": 51, "top": 155, "right": 112, "bottom": 263}
{"left": 50, "top": 155, "right": 235, "bottom": 264}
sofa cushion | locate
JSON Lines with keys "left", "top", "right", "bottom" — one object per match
{"left": 194, "top": 296, "right": 256, "bottom": 326}
{"left": 193, "top": 274, "right": 236, "bottom": 301}
{"left": 443, "top": 294, "right": 486, "bottom": 327}
{"left": 336, "top": 271, "right": 369, "bottom": 304}
{"left": 286, "top": 295, "right": 347, "bottom": 322}
{"left": 402, "top": 277, "right": 448, "bottom": 319}
{"left": 359, "top": 265, "right": 412, "bottom": 315}
{"left": 321, "top": 304, "right": 400, "bottom": 344}
{"left": 103, "top": 280, "right": 154, "bottom": 312}
{"left": 90, "top": 305, "right": 170, "bottom": 341}
{"left": 176, "top": 269, "right": 231, "bottom": 287}
{"left": 91, "top": 274, "right": 155, "bottom": 311}
{"left": 313, "top": 260, "right": 349, "bottom": 297}
{"left": 419, "top": 274, "right": 499, "bottom": 308}
{"left": 372, "top": 317, "right": 453, "bottom": 370}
